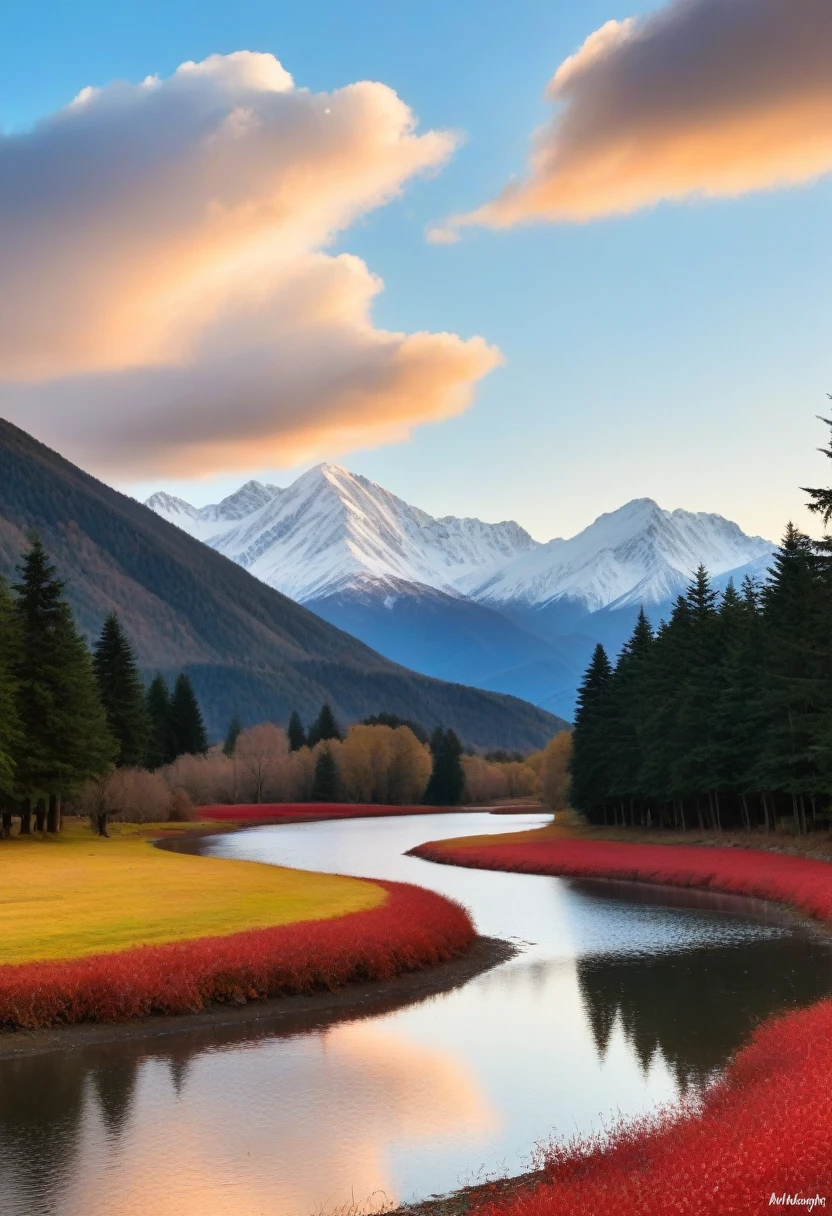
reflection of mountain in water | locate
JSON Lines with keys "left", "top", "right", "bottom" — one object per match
{"left": 578, "top": 935, "right": 832, "bottom": 1088}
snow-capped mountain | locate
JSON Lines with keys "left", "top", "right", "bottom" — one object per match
{"left": 146, "top": 469, "right": 774, "bottom": 719}
{"left": 464, "top": 498, "right": 773, "bottom": 612}
{"left": 148, "top": 463, "right": 537, "bottom": 602}
{"left": 145, "top": 480, "right": 282, "bottom": 540}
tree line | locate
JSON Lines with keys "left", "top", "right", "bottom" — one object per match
{"left": 570, "top": 417, "right": 832, "bottom": 835}
{"left": 0, "top": 538, "right": 210, "bottom": 836}
{"left": 0, "top": 538, "right": 491, "bottom": 832}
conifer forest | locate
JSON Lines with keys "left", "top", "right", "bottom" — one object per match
{"left": 569, "top": 415, "right": 832, "bottom": 835}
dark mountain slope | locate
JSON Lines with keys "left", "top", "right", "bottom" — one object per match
{"left": 0, "top": 420, "right": 566, "bottom": 748}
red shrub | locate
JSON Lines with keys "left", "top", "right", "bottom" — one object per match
{"left": 0, "top": 881, "right": 475, "bottom": 1030}
{"left": 413, "top": 837, "right": 832, "bottom": 923}
{"left": 201, "top": 803, "right": 462, "bottom": 823}
{"left": 472, "top": 999, "right": 832, "bottom": 1215}
{"left": 414, "top": 836, "right": 832, "bottom": 1213}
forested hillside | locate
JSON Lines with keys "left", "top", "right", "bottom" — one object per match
{"left": 0, "top": 421, "right": 566, "bottom": 748}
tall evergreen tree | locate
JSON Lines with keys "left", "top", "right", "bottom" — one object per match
{"left": 169, "top": 673, "right": 208, "bottom": 757}
{"left": 52, "top": 602, "right": 117, "bottom": 800}
{"left": 801, "top": 408, "right": 832, "bottom": 536}
{"left": 93, "top": 613, "right": 149, "bottom": 767}
{"left": 223, "top": 714, "right": 242, "bottom": 757}
{"left": 754, "top": 524, "right": 825, "bottom": 831}
{"left": 569, "top": 644, "right": 613, "bottom": 821}
{"left": 714, "top": 577, "right": 767, "bottom": 828}
{"left": 310, "top": 745, "right": 340, "bottom": 802}
{"left": 307, "top": 702, "right": 343, "bottom": 747}
{"left": 424, "top": 728, "right": 465, "bottom": 806}
{"left": 671, "top": 567, "right": 723, "bottom": 823}
{"left": 0, "top": 579, "right": 21, "bottom": 834}
{"left": 287, "top": 711, "right": 307, "bottom": 752}
{"left": 145, "top": 675, "right": 174, "bottom": 769}
{"left": 605, "top": 609, "right": 653, "bottom": 819}
{"left": 12, "top": 537, "right": 114, "bottom": 831}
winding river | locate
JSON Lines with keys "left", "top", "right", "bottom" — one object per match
{"left": 3, "top": 811, "right": 832, "bottom": 1216}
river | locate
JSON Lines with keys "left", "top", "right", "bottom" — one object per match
{"left": 2, "top": 811, "right": 832, "bottom": 1216}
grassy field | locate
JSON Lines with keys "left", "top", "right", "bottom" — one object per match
{"left": 0, "top": 820, "right": 385, "bottom": 964}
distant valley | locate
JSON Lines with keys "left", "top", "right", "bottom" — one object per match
{"left": 147, "top": 466, "right": 774, "bottom": 717}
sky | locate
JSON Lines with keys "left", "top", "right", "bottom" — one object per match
{"left": 1, "top": 0, "right": 830, "bottom": 545}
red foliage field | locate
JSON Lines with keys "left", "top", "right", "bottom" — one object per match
{"left": 414, "top": 834, "right": 832, "bottom": 1214}
{"left": 413, "top": 837, "right": 832, "bottom": 923}
{"left": 0, "top": 880, "right": 475, "bottom": 1030}
{"left": 474, "top": 997, "right": 832, "bottom": 1215}
{"left": 201, "top": 803, "right": 464, "bottom": 823}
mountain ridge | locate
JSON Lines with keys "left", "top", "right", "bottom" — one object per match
{"left": 145, "top": 466, "right": 774, "bottom": 718}
{"left": 0, "top": 420, "right": 566, "bottom": 749}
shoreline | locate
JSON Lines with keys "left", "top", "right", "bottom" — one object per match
{"left": 0, "top": 934, "right": 516, "bottom": 1059}
{"left": 400, "top": 832, "right": 832, "bottom": 1213}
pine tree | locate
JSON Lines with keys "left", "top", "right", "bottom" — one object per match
{"left": 169, "top": 673, "right": 208, "bottom": 757}
{"left": 0, "top": 579, "right": 21, "bottom": 834}
{"left": 93, "top": 613, "right": 149, "bottom": 767}
{"left": 754, "top": 524, "right": 825, "bottom": 831}
{"left": 424, "top": 728, "right": 465, "bottom": 806}
{"left": 223, "top": 714, "right": 242, "bottom": 757}
{"left": 52, "top": 602, "right": 117, "bottom": 812}
{"left": 12, "top": 537, "right": 114, "bottom": 832}
{"left": 714, "top": 577, "right": 767, "bottom": 828}
{"left": 671, "top": 567, "right": 723, "bottom": 823}
{"left": 569, "top": 644, "right": 613, "bottom": 821}
{"left": 605, "top": 609, "right": 653, "bottom": 820}
{"left": 801, "top": 408, "right": 832, "bottom": 537}
{"left": 307, "top": 702, "right": 343, "bottom": 748}
{"left": 145, "top": 675, "right": 174, "bottom": 769}
{"left": 287, "top": 711, "right": 307, "bottom": 752}
{"left": 310, "top": 745, "right": 340, "bottom": 802}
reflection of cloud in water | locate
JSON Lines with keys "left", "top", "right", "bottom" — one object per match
{"left": 63, "top": 1020, "right": 495, "bottom": 1216}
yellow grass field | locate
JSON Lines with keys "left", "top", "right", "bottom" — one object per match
{"left": 0, "top": 820, "right": 386, "bottom": 964}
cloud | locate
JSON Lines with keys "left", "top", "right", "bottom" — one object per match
{"left": 440, "top": 0, "right": 832, "bottom": 231}
{"left": 0, "top": 52, "right": 501, "bottom": 477}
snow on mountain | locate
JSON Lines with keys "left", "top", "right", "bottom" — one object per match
{"left": 147, "top": 480, "right": 282, "bottom": 542}
{"left": 147, "top": 464, "right": 537, "bottom": 601}
{"left": 464, "top": 498, "right": 774, "bottom": 611}
{"left": 146, "top": 475, "right": 773, "bottom": 613}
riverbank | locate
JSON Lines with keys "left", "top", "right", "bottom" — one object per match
{"left": 410, "top": 834, "right": 832, "bottom": 925}
{"left": 0, "top": 935, "right": 513, "bottom": 1059}
{"left": 0, "top": 820, "right": 476, "bottom": 1031}
{"left": 406, "top": 825, "right": 832, "bottom": 1214}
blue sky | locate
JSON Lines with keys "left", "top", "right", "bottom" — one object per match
{"left": 3, "top": 0, "right": 830, "bottom": 543}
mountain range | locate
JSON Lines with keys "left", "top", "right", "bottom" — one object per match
{"left": 0, "top": 421, "right": 565, "bottom": 749}
{"left": 148, "top": 465, "right": 775, "bottom": 717}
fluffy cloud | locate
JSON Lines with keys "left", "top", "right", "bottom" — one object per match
{"left": 0, "top": 52, "right": 500, "bottom": 476}
{"left": 440, "top": 0, "right": 832, "bottom": 231}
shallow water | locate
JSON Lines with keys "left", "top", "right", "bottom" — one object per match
{"left": 3, "top": 812, "right": 832, "bottom": 1216}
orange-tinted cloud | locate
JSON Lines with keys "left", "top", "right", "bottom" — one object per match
{"left": 440, "top": 0, "right": 832, "bottom": 231}
{"left": 0, "top": 53, "right": 500, "bottom": 476}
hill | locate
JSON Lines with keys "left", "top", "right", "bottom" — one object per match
{"left": 0, "top": 421, "right": 566, "bottom": 749}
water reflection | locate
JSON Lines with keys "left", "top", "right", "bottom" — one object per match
{"left": 1, "top": 812, "right": 830, "bottom": 1215}
{"left": 578, "top": 934, "right": 832, "bottom": 1088}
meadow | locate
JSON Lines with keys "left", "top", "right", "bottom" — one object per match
{"left": 0, "top": 819, "right": 475, "bottom": 1030}
{"left": 0, "top": 819, "right": 384, "bottom": 963}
